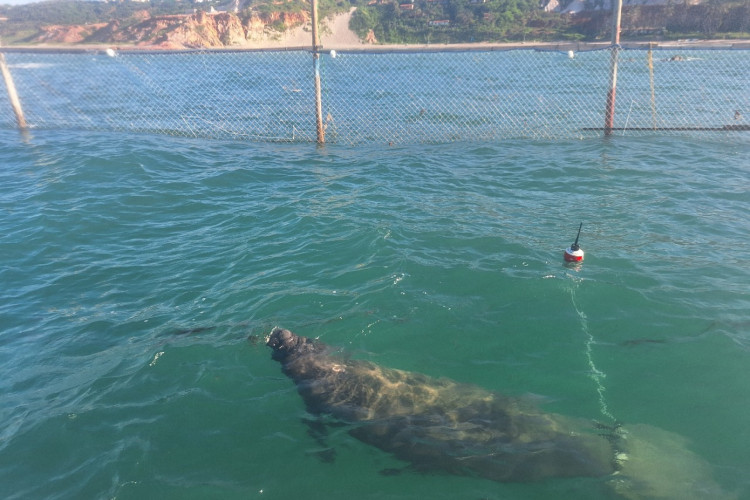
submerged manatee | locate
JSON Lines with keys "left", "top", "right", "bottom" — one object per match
{"left": 267, "top": 328, "right": 730, "bottom": 498}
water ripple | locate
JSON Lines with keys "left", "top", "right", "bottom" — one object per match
{"left": 1, "top": 130, "right": 749, "bottom": 499}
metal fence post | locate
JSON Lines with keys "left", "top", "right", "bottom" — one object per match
{"left": 0, "top": 51, "right": 28, "bottom": 130}
{"left": 311, "top": 0, "right": 325, "bottom": 145}
{"left": 604, "top": 0, "right": 623, "bottom": 136}
{"left": 648, "top": 42, "right": 657, "bottom": 130}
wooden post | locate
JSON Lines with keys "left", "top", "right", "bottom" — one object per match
{"left": 604, "top": 0, "right": 623, "bottom": 136}
{"left": 648, "top": 42, "right": 657, "bottom": 130}
{"left": 0, "top": 51, "right": 28, "bottom": 130}
{"left": 311, "top": 0, "right": 325, "bottom": 145}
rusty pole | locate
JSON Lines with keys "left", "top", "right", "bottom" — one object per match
{"left": 604, "top": 0, "right": 623, "bottom": 136}
{"left": 311, "top": 0, "right": 325, "bottom": 145}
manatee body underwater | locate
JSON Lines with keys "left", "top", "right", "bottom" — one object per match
{"left": 266, "top": 328, "right": 731, "bottom": 499}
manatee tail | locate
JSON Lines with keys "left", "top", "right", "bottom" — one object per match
{"left": 608, "top": 424, "right": 735, "bottom": 500}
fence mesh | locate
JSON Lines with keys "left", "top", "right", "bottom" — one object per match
{"left": 1, "top": 46, "right": 748, "bottom": 144}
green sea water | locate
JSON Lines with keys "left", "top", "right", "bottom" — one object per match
{"left": 1, "top": 129, "right": 749, "bottom": 499}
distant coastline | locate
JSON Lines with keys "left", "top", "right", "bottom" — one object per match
{"left": 3, "top": 38, "right": 749, "bottom": 53}
{"left": 2, "top": 6, "right": 749, "bottom": 53}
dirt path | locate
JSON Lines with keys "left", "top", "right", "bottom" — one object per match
{"left": 252, "top": 7, "right": 362, "bottom": 49}
{"left": 320, "top": 7, "right": 362, "bottom": 47}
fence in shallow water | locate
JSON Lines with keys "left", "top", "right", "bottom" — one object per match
{"left": 0, "top": 45, "right": 748, "bottom": 144}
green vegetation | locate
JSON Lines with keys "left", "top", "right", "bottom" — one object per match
{"left": 571, "top": 0, "right": 750, "bottom": 40}
{"left": 0, "top": 0, "right": 192, "bottom": 43}
{"left": 663, "top": 0, "right": 750, "bottom": 36}
{"left": 349, "top": 0, "right": 750, "bottom": 43}
{"left": 0, "top": 0, "right": 352, "bottom": 42}
{"left": 349, "top": 0, "right": 578, "bottom": 44}
{"left": 242, "top": 0, "right": 351, "bottom": 29}
{"left": 0, "top": 0, "right": 188, "bottom": 25}
{"left": 0, "top": 0, "right": 350, "bottom": 25}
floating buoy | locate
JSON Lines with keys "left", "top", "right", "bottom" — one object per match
{"left": 567, "top": 50, "right": 575, "bottom": 59}
{"left": 564, "top": 222, "right": 584, "bottom": 262}
{"left": 330, "top": 50, "right": 337, "bottom": 59}
{"left": 105, "top": 48, "right": 116, "bottom": 58}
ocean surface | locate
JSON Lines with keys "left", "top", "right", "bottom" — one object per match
{"left": 1, "top": 128, "right": 749, "bottom": 499}
{"left": 3, "top": 48, "right": 748, "bottom": 143}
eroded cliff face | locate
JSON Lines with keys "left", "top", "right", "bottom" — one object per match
{"left": 245, "top": 11, "right": 309, "bottom": 43}
{"left": 35, "top": 23, "right": 109, "bottom": 44}
{"left": 32, "top": 10, "right": 311, "bottom": 49}
{"left": 158, "top": 12, "right": 248, "bottom": 48}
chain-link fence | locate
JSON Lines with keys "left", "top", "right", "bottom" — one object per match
{"left": 1, "top": 45, "right": 748, "bottom": 144}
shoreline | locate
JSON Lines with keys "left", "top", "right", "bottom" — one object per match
{"left": 2, "top": 38, "right": 749, "bottom": 54}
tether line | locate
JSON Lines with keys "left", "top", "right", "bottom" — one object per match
{"left": 568, "top": 281, "right": 617, "bottom": 423}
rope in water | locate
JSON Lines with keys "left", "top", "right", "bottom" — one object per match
{"left": 568, "top": 280, "right": 631, "bottom": 476}
{"left": 569, "top": 281, "right": 617, "bottom": 423}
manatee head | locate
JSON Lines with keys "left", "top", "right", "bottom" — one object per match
{"left": 266, "top": 327, "right": 322, "bottom": 361}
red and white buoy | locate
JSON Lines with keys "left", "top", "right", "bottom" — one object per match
{"left": 564, "top": 222, "right": 584, "bottom": 262}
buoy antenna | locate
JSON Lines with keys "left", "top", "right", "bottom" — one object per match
{"left": 563, "top": 223, "right": 585, "bottom": 263}
{"left": 571, "top": 222, "right": 582, "bottom": 251}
